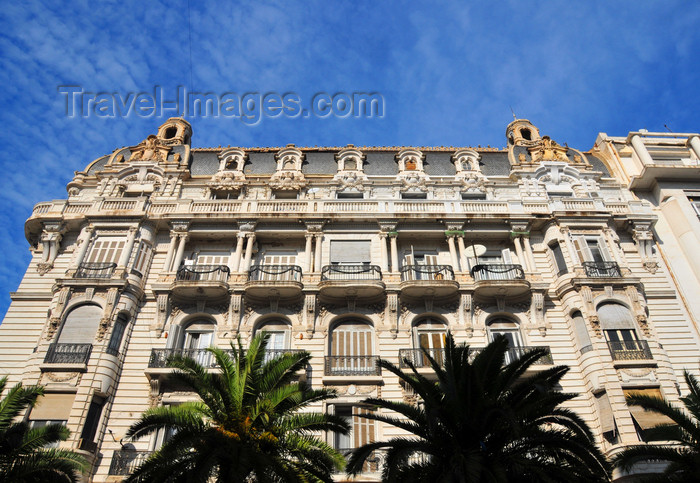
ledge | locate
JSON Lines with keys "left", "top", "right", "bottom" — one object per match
{"left": 322, "top": 375, "right": 385, "bottom": 385}
{"left": 39, "top": 363, "right": 88, "bottom": 372}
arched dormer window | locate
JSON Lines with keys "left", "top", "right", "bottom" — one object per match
{"left": 396, "top": 149, "right": 425, "bottom": 173}
{"left": 328, "top": 320, "right": 376, "bottom": 375}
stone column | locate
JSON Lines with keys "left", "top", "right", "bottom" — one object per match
{"left": 523, "top": 236, "right": 537, "bottom": 272}
{"left": 456, "top": 236, "right": 468, "bottom": 272}
{"left": 379, "top": 233, "right": 389, "bottom": 272}
{"left": 314, "top": 235, "right": 323, "bottom": 272}
{"left": 74, "top": 225, "right": 95, "bottom": 268}
{"left": 117, "top": 226, "right": 138, "bottom": 269}
{"left": 689, "top": 136, "right": 700, "bottom": 161}
{"left": 163, "top": 232, "right": 178, "bottom": 272}
{"left": 304, "top": 234, "right": 314, "bottom": 272}
{"left": 513, "top": 236, "right": 528, "bottom": 271}
{"left": 630, "top": 134, "right": 654, "bottom": 166}
{"left": 389, "top": 235, "right": 399, "bottom": 272}
{"left": 229, "top": 233, "right": 245, "bottom": 272}
{"left": 446, "top": 235, "right": 459, "bottom": 270}
{"left": 172, "top": 234, "right": 189, "bottom": 272}
{"left": 242, "top": 233, "right": 256, "bottom": 272}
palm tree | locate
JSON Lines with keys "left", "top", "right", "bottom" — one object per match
{"left": 612, "top": 370, "right": 700, "bottom": 481}
{"left": 0, "top": 376, "right": 85, "bottom": 482}
{"left": 126, "top": 333, "right": 350, "bottom": 482}
{"left": 347, "top": 334, "right": 610, "bottom": 482}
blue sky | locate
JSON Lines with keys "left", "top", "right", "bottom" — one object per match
{"left": 0, "top": 1, "right": 698, "bottom": 317}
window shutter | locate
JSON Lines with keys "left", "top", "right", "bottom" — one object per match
{"left": 57, "top": 305, "right": 102, "bottom": 344}
{"left": 501, "top": 248, "right": 513, "bottom": 264}
{"left": 132, "top": 241, "right": 153, "bottom": 275}
{"left": 572, "top": 313, "right": 592, "bottom": 349}
{"left": 29, "top": 393, "right": 75, "bottom": 421}
{"left": 332, "top": 323, "right": 373, "bottom": 356}
{"left": 572, "top": 235, "right": 592, "bottom": 263}
{"left": 624, "top": 388, "right": 675, "bottom": 429}
{"left": 86, "top": 237, "right": 124, "bottom": 264}
{"left": 598, "top": 304, "right": 636, "bottom": 330}
{"left": 330, "top": 241, "right": 371, "bottom": 264}
{"left": 595, "top": 391, "right": 615, "bottom": 434}
{"left": 597, "top": 235, "right": 613, "bottom": 261}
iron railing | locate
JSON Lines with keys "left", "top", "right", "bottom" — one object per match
{"left": 108, "top": 450, "right": 152, "bottom": 475}
{"left": 262, "top": 348, "right": 305, "bottom": 363}
{"left": 74, "top": 262, "right": 116, "bottom": 279}
{"left": 399, "top": 346, "right": 553, "bottom": 368}
{"left": 321, "top": 264, "right": 382, "bottom": 281}
{"left": 176, "top": 264, "right": 230, "bottom": 282}
{"left": 338, "top": 448, "right": 385, "bottom": 473}
{"left": 44, "top": 343, "right": 92, "bottom": 364}
{"left": 400, "top": 265, "right": 454, "bottom": 281}
{"left": 583, "top": 261, "right": 622, "bottom": 278}
{"left": 399, "top": 348, "right": 446, "bottom": 368}
{"left": 324, "top": 356, "right": 381, "bottom": 376}
{"left": 248, "top": 264, "right": 302, "bottom": 282}
{"left": 148, "top": 348, "right": 234, "bottom": 368}
{"left": 608, "top": 340, "right": 653, "bottom": 361}
{"left": 470, "top": 263, "right": 525, "bottom": 281}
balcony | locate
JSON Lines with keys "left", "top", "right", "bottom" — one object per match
{"left": 43, "top": 343, "right": 92, "bottom": 365}
{"left": 244, "top": 265, "right": 303, "bottom": 301}
{"left": 399, "top": 265, "right": 459, "bottom": 299}
{"left": 148, "top": 348, "right": 234, "bottom": 369}
{"left": 324, "top": 355, "right": 381, "bottom": 376}
{"left": 399, "top": 346, "right": 553, "bottom": 368}
{"left": 170, "top": 264, "right": 230, "bottom": 299}
{"left": 470, "top": 264, "right": 530, "bottom": 299}
{"left": 74, "top": 262, "right": 116, "bottom": 279}
{"left": 318, "top": 265, "right": 385, "bottom": 302}
{"left": 583, "top": 261, "right": 622, "bottom": 278}
{"left": 109, "top": 450, "right": 151, "bottom": 476}
{"left": 608, "top": 340, "right": 653, "bottom": 361}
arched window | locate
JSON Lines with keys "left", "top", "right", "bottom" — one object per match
{"left": 179, "top": 319, "right": 216, "bottom": 366}
{"left": 328, "top": 320, "right": 375, "bottom": 375}
{"left": 597, "top": 303, "right": 649, "bottom": 360}
{"left": 255, "top": 320, "right": 291, "bottom": 362}
{"left": 412, "top": 318, "right": 446, "bottom": 367}
{"left": 487, "top": 317, "right": 523, "bottom": 364}
{"left": 57, "top": 304, "right": 102, "bottom": 345}
{"left": 106, "top": 313, "right": 129, "bottom": 357}
{"left": 571, "top": 311, "right": 592, "bottom": 354}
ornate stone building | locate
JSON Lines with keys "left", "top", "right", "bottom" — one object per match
{"left": 2, "top": 117, "right": 698, "bottom": 480}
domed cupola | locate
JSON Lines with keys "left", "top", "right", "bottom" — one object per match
{"left": 506, "top": 119, "right": 541, "bottom": 147}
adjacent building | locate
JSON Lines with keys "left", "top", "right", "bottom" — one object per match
{"left": 2, "top": 117, "right": 698, "bottom": 481}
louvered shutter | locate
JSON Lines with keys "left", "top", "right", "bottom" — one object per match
{"left": 595, "top": 391, "right": 615, "bottom": 434}
{"left": 86, "top": 237, "right": 124, "bottom": 264}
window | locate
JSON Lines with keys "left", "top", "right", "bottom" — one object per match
{"left": 131, "top": 241, "right": 153, "bottom": 277}
{"left": 571, "top": 312, "right": 592, "bottom": 354}
{"left": 549, "top": 241, "right": 568, "bottom": 276}
{"left": 177, "top": 320, "right": 215, "bottom": 366}
{"left": 594, "top": 390, "right": 616, "bottom": 438}
{"left": 106, "top": 314, "right": 129, "bottom": 357}
{"left": 403, "top": 252, "right": 439, "bottom": 280}
{"left": 273, "top": 190, "right": 298, "bottom": 200}
{"left": 255, "top": 320, "right": 291, "bottom": 362}
{"left": 336, "top": 191, "right": 363, "bottom": 199}
{"left": 328, "top": 321, "right": 375, "bottom": 375}
{"left": 461, "top": 192, "right": 486, "bottom": 200}
{"left": 332, "top": 405, "right": 376, "bottom": 468}
{"left": 79, "top": 396, "right": 105, "bottom": 452}
{"left": 86, "top": 237, "right": 124, "bottom": 265}
{"left": 623, "top": 388, "right": 674, "bottom": 441}
{"left": 572, "top": 235, "right": 611, "bottom": 264}
{"left": 28, "top": 393, "right": 75, "bottom": 446}
{"left": 414, "top": 319, "right": 446, "bottom": 367}
{"left": 330, "top": 241, "right": 371, "bottom": 265}
{"left": 598, "top": 303, "right": 651, "bottom": 360}
{"left": 688, "top": 196, "right": 700, "bottom": 217}
{"left": 149, "top": 403, "right": 179, "bottom": 450}
{"left": 401, "top": 192, "right": 427, "bottom": 200}
{"left": 487, "top": 318, "right": 523, "bottom": 364}
{"left": 57, "top": 304, "right": 102, "bottom": 345}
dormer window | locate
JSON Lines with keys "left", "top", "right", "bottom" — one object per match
{"left": 396, "top": 149, "right": 425, "bottom": 173}
{"left": 405, "top": 159, "right": 417, "bottom": 170}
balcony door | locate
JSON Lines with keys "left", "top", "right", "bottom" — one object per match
{"left": 332, "top": 405, "right": 376, "bottom": 470}
{"left": 328, "top": 241, "right": 372, "bottom": 280}
{"left": 255, "top": 321, "right": 291, "bottom": 362}
{"left": 182, "top": 322, "right": 214, "bottom": 366}
{"left": 258, "top": 251, "right": 298, "bottom": 281}
{"left": 487, "top": 318, "right": 523, "bottom": 364}
{"left": 330, "top": 321, "right": 374, "bottom": 374}
{"left": 572, "top": 235, "right": 611, "bottom": 264}
{"left": 404, "top": 252, "right": 438, "bottom": 280}
{"left": 194, "top": 251, "right": 229, "bottom": 281}
{"left": 472, "top": 249, "right": 513, "bottom": 280}
{"left": 414, "top": 319, "right": 446, "bottom": 366}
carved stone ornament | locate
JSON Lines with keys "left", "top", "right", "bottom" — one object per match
{"left": 269, "top": 146, "right": 307, "bottom": 190}
{"left": 208, "top": 148, "right": 248, "bottom": 191}
{"left": 528, "top": 136, "right": 569, "bottom": 163}
{"left": 129, "top": 135, "right": 172, "bottom": 163}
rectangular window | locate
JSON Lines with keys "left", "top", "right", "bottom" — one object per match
{"left": 401, "top": 192, "right": 427, "bottom": 200}
{"left": 623, "top": 388, "right": 674, "bottom": 441}
{"left": 330, "top": 240, "right": 371, "bottom": 265}
{"left": 549, "top": 241, "right": 568, "bottom": 276}
{"left": 28, "top": 393, "right": 74, "bottom": 433}
{"left": 332, "top": 405, "right": 376, "bottom": 472}
{"left": 688, "top": 196, "right": 700, "bottom": 217}
{"left": 572, "top": 235, "right": 611, "bottom": 264}
{"left": 273, "top": 191, "right": 298, "bottom": 200}
{"left": 337, "top": 191, "right": 364, "bottom": 199}
{"left": 106, "top": 316, "right": 128, "bottom": 357}
{"left": 86, "top": 237, "right": 125, "bottom": 264}
{"left": 79, "top": 396, "right": 105, "bottom": 452}
{"left": 461, "top": 192, "right": 486, "bottom": 200}
{"left": 131, "top": 241, "right": 153, "bottom": 277}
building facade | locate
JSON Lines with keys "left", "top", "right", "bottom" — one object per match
{"left": 2, "top": 117, "right": 699, "bottom": 481}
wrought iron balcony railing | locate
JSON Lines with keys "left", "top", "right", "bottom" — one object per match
{"left": 399, "top": 346, "right": 553, "bottom": 368}
{"left": 176, "top": 264, "right": 230, "bottom": 282}
{"left": 400, "top": 265, "right": 455, "bottom": 281}
{"left": 44, "top": 343, "right": 92, "bottom": 364}
{"left": 337, "top": 448, "right": 385, "bottom": 473}
{"left": 248, "top": 264, "right": 302, "bottom": 282}
{"left": 470, "top": 263, "right": 525, "bottom": 281}
{"left": 583, "top": 261, "right": 622, "bottom": 278}
{"left": 321, "top": 264, "right": 382, "bottom": 281}
{"left": 262, "top": 348, "right": 305, "bottom": 363}
{"left": 108, "top": 450, "right": 152, "bottom": 475}
{"left": 148, "top": 348, "right": 234, "bottom": 368}
{"left": 607, "top": 340, "right": 653, "bottom": 361}
{"left": 398, "top": 348, "right": 446, "bottom": 368}
{"left": 324, "top": 355, "right": 381, "bottom": 376}
{"left": 74, "top": 262, "right": 116, "bottom": 279}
